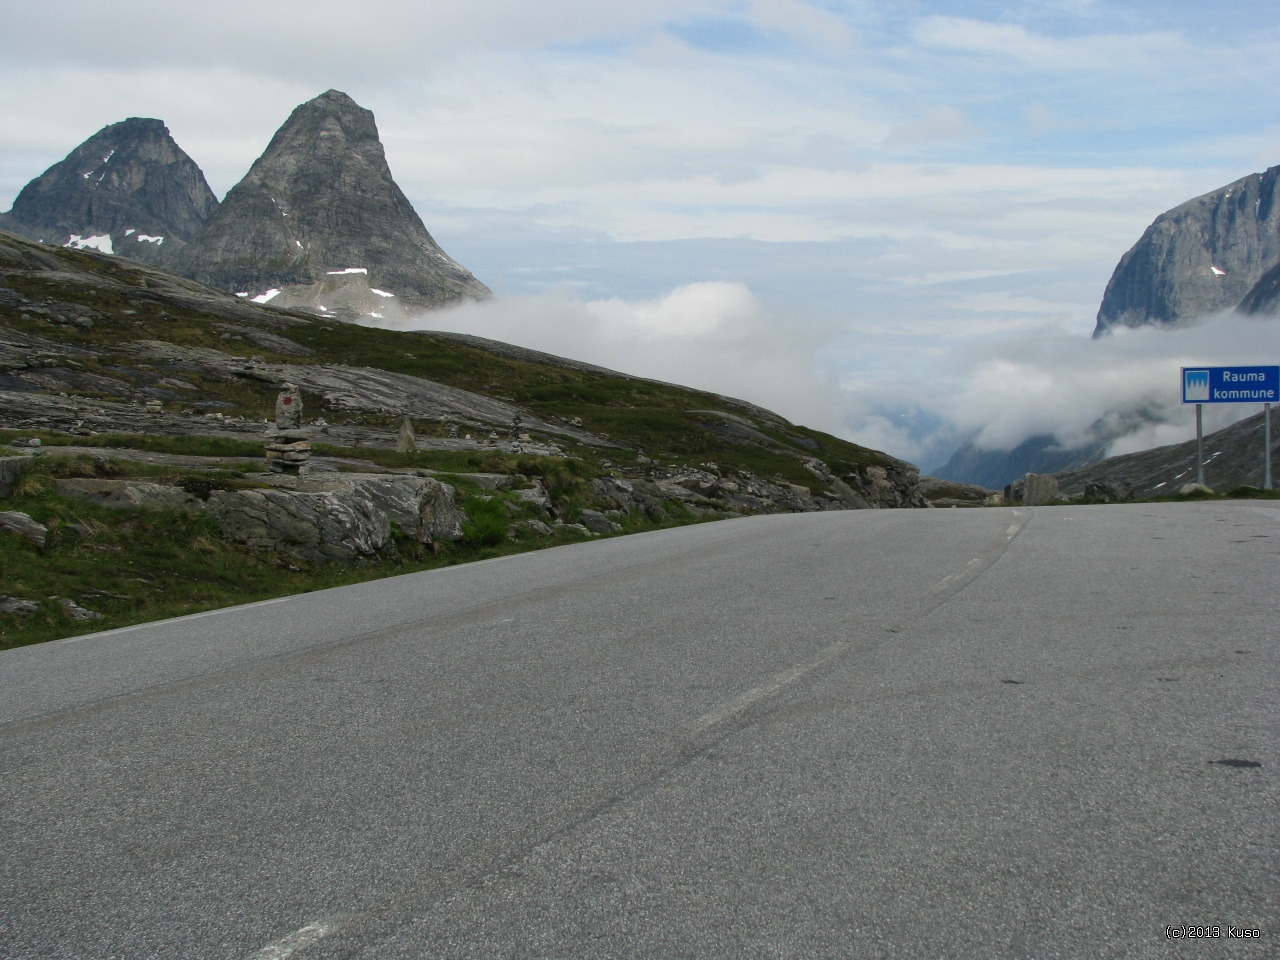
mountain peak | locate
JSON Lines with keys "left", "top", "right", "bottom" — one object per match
{"left": 171, "top": 90, "right": 489, "bottom": 314}
{"left": 1093, "top": 164, "right": 1280, "bottom": 336}
{"left": 0, "top": 116, "right": 218, "bottom": 264}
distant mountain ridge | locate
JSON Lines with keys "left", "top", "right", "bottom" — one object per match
{"left": 0, "top": 117, "right": 217, "bottom": 265}
{"left": 929, "top": 432, "right": 1110, "bottom": 490}
{"left": 171, "top": 90, "right": 490, "bottom": 314}
{"left": 1, "top": 91, "right": 489, "bottom": 315}
{"left": 1093, "top": 164, "right": 1280, "bottom": 336}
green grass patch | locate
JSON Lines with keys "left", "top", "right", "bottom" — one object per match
{"left": 1225, "top": 485, "right": 1280, "bottom": 499}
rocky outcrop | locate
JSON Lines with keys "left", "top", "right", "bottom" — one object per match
{"left": 0, "top": 118, "right": 218, "bottom": 266}
{"left": 602, "top": 456, "right": 925, "bottom": 515}
{"left": 207, "top": 473, "right": 465, "bottom": 564}
{"left": 171, "top": 90, "right": 489, "bottom": 312}
{"left": 1094, "top": 164, "right": 1280, "bottom": 336}
{"left": 0, "top": 595, "right": 40, "bottom": 616}
{"left": 1237, "top": 259, "right": 1280, "bottom": 316}
{"left": 0, "top": 510, "right": 47, "bottom": 547}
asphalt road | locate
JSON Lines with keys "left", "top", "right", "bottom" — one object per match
{"left": 2, "top": 502, "right": 1276, "bottom": 959}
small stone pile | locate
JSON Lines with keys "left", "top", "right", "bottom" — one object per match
{"left": 264, "top": 382, "right": 312, "bottom": 474}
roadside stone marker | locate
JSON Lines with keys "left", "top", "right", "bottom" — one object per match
{"left": 1023, "top": 472, "right": 1059, "bottom": 506}
{"left": 265, "top": 382, "right": 312, "bottom": 474}
{"left": 397, "top": 416, "right": 416, "bottom": 453}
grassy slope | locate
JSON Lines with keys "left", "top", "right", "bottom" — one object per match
{"left": 0, "top": 448, "right": 708, "bottom": 650}
{"left": 0, "top": 233, "right": 898, "bottom": 647}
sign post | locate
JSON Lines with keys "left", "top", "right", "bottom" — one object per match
{"left": 1181, "top": 366, "right": 1280, "bottom": 489}
{"left": 1267, "top": 403, "right": 1273, "bottom": 490}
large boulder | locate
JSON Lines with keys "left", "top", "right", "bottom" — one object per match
{"left": 206, "top": 474, "right": 465, "bottom": 563}
{"left": 207, "top": 487, "right": 389, "bottom": 563}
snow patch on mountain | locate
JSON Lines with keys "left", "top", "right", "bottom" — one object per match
{"left": 65, "top": 234, "right": 113, "bottom": 254}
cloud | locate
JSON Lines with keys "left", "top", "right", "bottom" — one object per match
{"left": 884, "top": 106, "right": 981, "bottom": 147}
{"left": 852, "top": 312, "right": 1280, "bottom": 467}
{"left": 910, "top": 16, "right": 1186, "bottom": 72}
{"left": 365, "top": 282, "right": 862, "bottom": 442}
{"left": 362, "top": 273, "right": 1280, "bottom": 480}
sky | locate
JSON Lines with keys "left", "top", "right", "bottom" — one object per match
{"left": 3, "top": 0, "right": 1280, "bottom": 470}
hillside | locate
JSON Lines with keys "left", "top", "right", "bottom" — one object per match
{"left": 0, "top": 228, "right": 924, "bottom": 647}
{"left": 1045, "top": 409, "right": 1276, "bottom": 498}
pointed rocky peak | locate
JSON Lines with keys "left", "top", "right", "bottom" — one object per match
{"left": 1093, "top": 164, "right": 1280, "bottom": 336}
{"left": 0, "top": 117, "right": 218, "bottom": 265}
{"left": 171, "top": 89, "right": 490, "bottom": 313}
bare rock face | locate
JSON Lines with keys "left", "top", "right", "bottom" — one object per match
{"left": 1093, "top": 164, "right": 1280, "bottom": 336}
{"left": 206, "top": 474, "right": 465, "bottom": 564}
{"left": 1237, "top": 258, "right": 1280, "bottom": 316}
{"left": 171, "top": 90, "right": 490, "bottom": 312}
{"left": 0, "top": 118, "right": 218, "bottom": 266}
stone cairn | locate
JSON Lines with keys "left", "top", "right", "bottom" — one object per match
{"left": 265, "top": 382, "right": 312, "bottom": 474}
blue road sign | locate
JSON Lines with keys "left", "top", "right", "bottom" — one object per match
{"left": 1182, "top": 366, "right": 1280, "bottom": 404}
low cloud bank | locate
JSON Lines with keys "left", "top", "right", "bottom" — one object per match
{"left": 391, "top": 282, "right": 862, "bottom": 439}
{"left": 369, "top": 284, "right": 1280, "bottom": 471}
{"left": 919, "top": 313, "right": 1280, "bottom": 461}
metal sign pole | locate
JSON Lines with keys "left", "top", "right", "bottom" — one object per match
{"left": 1196, "top": 403, "right": 1204, "bottom": 486}
{"left": 1266, "top": 402, "right": 1273, "bottom": 491}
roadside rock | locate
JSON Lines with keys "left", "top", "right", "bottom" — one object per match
{"left": 589, "top": 476, "right": 671, "bottom": 522}
{"left": 1083, "top": 480, "right": 1132, "bottom": 503}
{"left": 58, "top": 598, "right": 103, "bottom": 621}
{"left": 1180, "top": 482, "right": 1215, "bottom": 496}
{"left": 0, "top": 510, "right": 47, "bottom": 546}
{"left": 1023, "top": 473, "right": 1061, "bottom": 506}
{"left": 579, "top": 508, "right": 622, "bottom": 534}
{"left": 207, "top": 487, "right": 390, "bottom": 563}
{"left": 0, "top": 595, "right": 39, "bottom": 615}
{"left": 207, "top": 473, "right": 465, "bottom": 563}
{"left": 511, "top": 478, "right": 552, "bottom": 513}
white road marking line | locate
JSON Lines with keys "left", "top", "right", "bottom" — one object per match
{"left": 931, "top": 510, "right": 1029, "bottom": 595}
{"left": 697, "top": 510, "right": 1034, "bottom": 733}
{"left": 693, "top": 639, "right": 851, "bottom": 732}
{"left": 247, "top": 920, "right": 335, "bottom": 960}
{"left": 58, "top": 597, "right": 292, "bottom": 644}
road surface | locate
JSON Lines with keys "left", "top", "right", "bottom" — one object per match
{"left": 1, "top": 502, "right": 1276, "bottom": 958}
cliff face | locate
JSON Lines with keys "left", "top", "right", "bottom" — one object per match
{"left": 1093, "top": 165, "right": 1280, "bottom": 336}
{"left": 170, "top": 90, "right": 490, "bottom": 312}
{"left": 0, "top": 118, "right": 218, "bottom": 265}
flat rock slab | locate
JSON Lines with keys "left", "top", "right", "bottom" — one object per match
{"left": 54, "top": 479, "right": 204, "bottom": 512}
